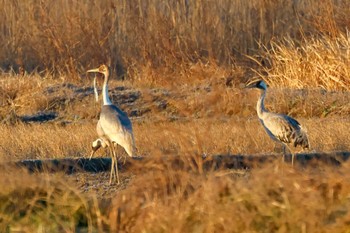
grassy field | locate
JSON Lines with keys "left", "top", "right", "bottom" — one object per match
{"left": 1, "top": 0, "right": 350, "bottom": 232}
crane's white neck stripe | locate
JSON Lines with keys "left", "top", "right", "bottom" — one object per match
{"left": 102, "top": 83, "right": 113, "bottom": 105}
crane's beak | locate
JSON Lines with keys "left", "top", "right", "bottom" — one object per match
{"left": 86, "top": 68, "right": 100, "bottom": 73}
{"left": 245, "top": 80, "right": 259, "bottom": 89}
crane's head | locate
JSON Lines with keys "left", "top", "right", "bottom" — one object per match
{"left": 87, "top": 64, "right": 110, "bottom": 103}
{"left": 245, "top": 79, "right": 268, "bottom": 90}
{"left": 86, "top": 64, "right": 109, "bottom": 78}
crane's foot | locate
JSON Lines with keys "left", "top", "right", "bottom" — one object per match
{"left": 118, "top": 155, "right": 127, "bottom": 165}
{"left": 108, "top": 152, "right": 121, "bottom": 185}
{"left": 109, "top": 171, "right": 119, "bottom": 184}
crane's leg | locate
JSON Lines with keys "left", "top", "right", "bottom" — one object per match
{"left": 108, "top": 146, "right": 115, "bottom": 184}
{"left": 115, "top": 155, "right": 120, "bottom": 184}
{"left": 282, "top": 144, "right": 286, "bottom": 163}
{"left": 111, "top": 144, "right": 120, "bottom": 184}
{"left": 284, "top": 144, "right": 295, "bottom": 166}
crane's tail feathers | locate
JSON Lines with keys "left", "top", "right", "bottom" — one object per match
{"left": 294, "top": 128, "right": 309, "bottom": 149}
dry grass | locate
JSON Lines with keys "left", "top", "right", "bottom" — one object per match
{"left": 1, "top": 0, "right": 350, "bottom": 80}
{"left": 1, "top": 0, "right": 350, "bottom": 232}
{"left": 1, "top": 115, "right": 350, "bottom": 162}
{"left": 0, "top": 170, "right": 97, "bottom": 232}
{"left": 1, "top": 72, "right": 350, "bottom": 124}
{"left": 3, "top": 155, "right": 350, "bottom": 232}
{"left": 253, "top": 35, "right": 350, "bottom": 90}
{"left": 1, "top": 63, "right": 350, "bottom": 232}
{"left": 109, "top": 160, "right": 350, "bottom": 233}
{"left": 1, "top": 78, "right": 350, "bottom": 231}
{"left": 0, "top": 123, "right": 95, "bottom": 161}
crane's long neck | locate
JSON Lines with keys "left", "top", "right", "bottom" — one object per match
{"left": 102, "top": 73, "right": 112, "bottom": 105}
{"left": 93, "top": 77, "right": 99, "bottom": 102}
{"left": 257, "top": 89, "right": 267, "bottom": 118}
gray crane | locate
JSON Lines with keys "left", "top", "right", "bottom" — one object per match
{"left": 87, "top": 64, "right": 136, "bottom": 184}
{"left": 246, "top": 79, "right": 309, "bottom": 165}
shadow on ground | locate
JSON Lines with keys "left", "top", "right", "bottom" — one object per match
{"left": 4, "top": 151, "right": 350, "bottom": 174}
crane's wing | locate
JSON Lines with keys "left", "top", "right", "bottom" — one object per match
{"left": 261, "top": 112, "right": 308, "bottom": 147}
{"left": 100, "top": 105, "right": 133, "bottom": 134}
{"left": 96, "top": 120, "right": 106, "bottom": 138}
{"left": 99, "top": 105, "right": 135, "bottom": 157}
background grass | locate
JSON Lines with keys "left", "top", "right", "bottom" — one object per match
{"left": 1, "top": 0, "right": 350, "bottom": 232}
{"left": 1, "top": 0, "right": 350, "bottom": 85}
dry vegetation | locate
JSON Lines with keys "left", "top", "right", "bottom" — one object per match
{"left": 1, "top": 0, "right": 350, "bottom": 232}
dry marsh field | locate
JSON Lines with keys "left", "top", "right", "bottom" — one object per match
{"left": 1, "top": 0, "right": 350, "bottom": 232}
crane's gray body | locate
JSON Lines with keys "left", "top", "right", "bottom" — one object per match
{"left": 98, "top": 104, "right": 135, "bottom": 157}
{"left": 258, "top": 111, "right": 309, "bottom": 149}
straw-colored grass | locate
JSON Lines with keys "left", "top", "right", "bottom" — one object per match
{"left": 3, "top": 151, "right": 350, "bottom": 232}
{"left": 252, "top": 35, "right": 350, "bottom": 90}
{"left": 1, "top": 115, "right": 350, "bottom": 162}
{"left": 0, "top": 170, "right": 97, "bottom": 232}
{"left": 1, "top": 74, "right": 350, "bottom": 231}
{"left": 1, "top": 0, "right": 350, "bottom": 232}
{"left": 1, "top": 0, "right": 350, "bottom": 80}
{"left": 109, "top": 161, "right": 350, "bottom": 233}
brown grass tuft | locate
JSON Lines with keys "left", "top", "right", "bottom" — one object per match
{"left": 1, "top": 0, "right": 350, "bottom": 81}
{"left": 0, "top": 170, "right": 95, "bottom": 232}
{"left": 253, "top": 35, "right": 350, "bottom": 90}
{"left": 108, "top": 159, "right": 350, "bottom": 232}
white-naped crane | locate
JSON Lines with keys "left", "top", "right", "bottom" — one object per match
{"left": 89, "top": 122, "right": 109, "bottom": 159}
{"left": 87, "top": 64, "right": 136, "bottom": 184}
{"left": 246, "top": 79, "right": 309, "bottom": 165}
